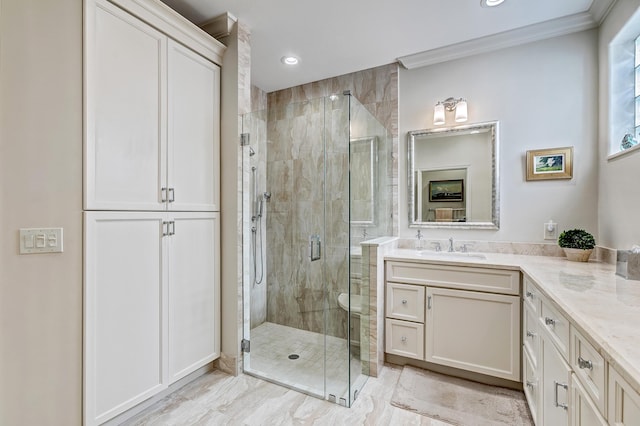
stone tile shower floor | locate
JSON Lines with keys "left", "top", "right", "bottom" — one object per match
{"left": 246, "top": 322, "right": 364, "bottom": 402}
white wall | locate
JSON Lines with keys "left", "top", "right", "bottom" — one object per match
{"left": 399, "top": 30, "right": 599, "bottom": 242}
{"left": 0, "top": 0, "right": 83, "bottom": 424}
{"left": 599, "top": 0, "right": 640, "bottom": 249}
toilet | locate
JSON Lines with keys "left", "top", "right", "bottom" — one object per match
{"left": 337, "top": 293, "right": 362, "bottom": 351}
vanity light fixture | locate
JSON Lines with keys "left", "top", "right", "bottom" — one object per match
{"left": 433, "top": 97, "right": 468, "bottom": 125}
{"left": 281, "top": 55, "right": 299, "bottom": 65}
{"left": 480, "top": 0, "right": 506, "bottom": 7}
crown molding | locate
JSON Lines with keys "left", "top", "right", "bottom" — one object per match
{"left": 589, "top": 0, "right": 617, "bottom": 24}
{"left": 398, "top": 11, "right": 597, "bottom": 69}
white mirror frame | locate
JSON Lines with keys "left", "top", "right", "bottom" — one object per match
{"left": 407, "top": 121, "right": 500, "bottom": 230}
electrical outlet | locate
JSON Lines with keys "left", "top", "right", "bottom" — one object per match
{"left": 544, "top": 221, "right": 557, "bottom": 240}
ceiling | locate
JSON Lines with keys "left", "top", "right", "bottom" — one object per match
{"left": 160, "top": 0, "right": 614, "bottom": 93}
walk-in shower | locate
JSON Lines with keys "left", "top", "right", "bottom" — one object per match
{"left": 241, "top": 92, "right": 391, "bottom": 406}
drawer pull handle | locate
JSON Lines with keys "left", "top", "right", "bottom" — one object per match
{"left": 401, "top": 336, "right": 407, "bottom": 343}
{"left": 554, "top": 381, "right": 569, "bottom": 410}
{"left": 526, "top": 330, "right": 536, "bottom": 338}
{"left": 401, "top": 299, "right": 408, "bottom": 305}
{"left": 545, "top": 317, "right": 556, "bottom": 326}
{"left": 526, "top": 291, "right": 534, "bottom": 299}
{"left": 578, "top": 356, "right": 593, "bottom": 370}
{"left": 427, "top": 295, "right": 432, "bottom": 310}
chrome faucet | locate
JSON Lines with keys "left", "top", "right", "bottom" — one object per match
{"left": 448, "top": 237, "right": 454, "bottom": 252}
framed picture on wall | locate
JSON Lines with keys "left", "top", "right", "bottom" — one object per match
{"left": 429, "top": 179, "right": 464, "bottom": 202}
{"left": 526, "top": 146, "right": 573, "bottom": 181}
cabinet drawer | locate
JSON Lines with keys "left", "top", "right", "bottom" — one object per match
{"left": 386, "top": 261, "right": 520, "bottom": 295}
{"left": 386, "top": 282, "right": 425, "bottom": 323}
{"left": 523, "top": 349, "right": 541, "bottom": 425}
{"left": 385, "top": 318, "right": 424, "bottom": 360}
{"left": 523, "top": 304, "right": 540, "bottom": 369}
{"left": 570, "top": 327, "right": 606, "bottom": 418}
{"left": 523, "top": 275, "right": 542, "bottom": 314}
{"left": 540, "top": 297, "right": 570, "bottom": 360}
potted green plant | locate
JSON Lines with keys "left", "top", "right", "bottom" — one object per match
{"left": 558, "top": 229, "right": 596, "bottom": 262}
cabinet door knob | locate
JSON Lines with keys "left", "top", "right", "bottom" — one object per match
{"left": 578, "top": 356, "right": 593, "bottom": 370}
{"left": 526, "top": 380, "right": 536, "bottom": 389}
{"left": 545, "top": 317, "right": 556, "bottom": 326}
{"left": 401, "top": 299, "right": 407, "bottom": 305}
{"left": 401, "top": 336, "right": 407, "bottom": 343}
{"left": 526, "top": 291, "right": 534, "bottom": 299}
{"left": 526, "top": 330, "right": 537, "bottom": 338}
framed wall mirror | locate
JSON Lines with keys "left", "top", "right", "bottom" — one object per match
{"left": 407, "top": 121, "right": 499, "bottom": 229}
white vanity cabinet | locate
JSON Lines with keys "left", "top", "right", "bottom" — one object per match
{"left": 523, "top": 274, "right": 613, "bottom": 426}
{"left": 384, "top": 260, "right": 521, "bottom": 382}
{"left": 85, "top": 0, "right": 220, "bottom": 212}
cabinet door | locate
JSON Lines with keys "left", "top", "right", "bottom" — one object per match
{"left": 524, "top": 349, "right": 541, "bottom": 425}
{"left": 425, "top": 287, "right": 520, "bottom": 381}
{"left": 167, "top": 40, "right": 220, "bottom": 212}
{"left": 85, "top": 0, "right": 167, "bottom": 210}
{"left": 84, "top": 212, "right": 168, "bottom": 426}
{"left": 542, "top": 337, "right": 571, "bottom": 426}
{"left": 572, "top": 373, "right": 607, "bottom": 426}
{"left": 168, "top": 212, "right": 220, "bottom": 382}
{"left": 609, "top": 365, "right": 640, "bottom": 426}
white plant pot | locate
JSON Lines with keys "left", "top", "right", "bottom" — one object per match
{"left": 562, "top": 247, "right": 593, "bottom": 262}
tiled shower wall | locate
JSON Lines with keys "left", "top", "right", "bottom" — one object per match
{"left": 262, "top": 63, "right": 399, "bottom": 338}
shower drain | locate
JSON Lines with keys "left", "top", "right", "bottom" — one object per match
{"left": 288, "top": 354, "right": 300, "bottom": 360}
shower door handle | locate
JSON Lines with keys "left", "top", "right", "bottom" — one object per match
{"left": 309, "top": 235, "right": 321, "bottom": 261}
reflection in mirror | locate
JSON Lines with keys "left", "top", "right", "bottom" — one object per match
{"left": 351, "top": 136, "right": 377, "bottom": 225}
{"left": 408, "top": 121, "right": 499, "bottom": 229}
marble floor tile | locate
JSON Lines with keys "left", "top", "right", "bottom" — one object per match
{"left": 126, "top": 363, "right": 452, "bottom": 426}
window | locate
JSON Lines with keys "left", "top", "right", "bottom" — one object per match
{"left": 635, "top": 35, "right": 640, "bottom": 141}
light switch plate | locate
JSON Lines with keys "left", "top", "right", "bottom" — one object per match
{"left": 19, "top": 228, "right": 64, "bottom": 254}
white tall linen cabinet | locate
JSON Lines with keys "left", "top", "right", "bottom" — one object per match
{"left": 82, "top": 0, "right": 224, "bottom": 424}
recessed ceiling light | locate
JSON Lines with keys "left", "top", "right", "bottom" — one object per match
{"left": 480, "top": 0, "right": 506, "bottom": 7}
{"left": 281, "top": 56, "right": 299, "bottom": 65}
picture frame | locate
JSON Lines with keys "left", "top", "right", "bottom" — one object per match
{"left": 429, "top": 179, "right": 464, "bottom": 202}
{"left": 526, "top": 146, "right": 573, "bottom": 181}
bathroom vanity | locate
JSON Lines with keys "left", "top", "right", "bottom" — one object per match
{"left": 382, "top": 249, "right": 640, "bottom": 425}
{"left": 385, "top": 259, "right": 521, "bottom": 382}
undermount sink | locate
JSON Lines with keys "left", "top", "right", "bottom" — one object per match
{"left": 414, "top": 250, "right": 486, "bottom": 260}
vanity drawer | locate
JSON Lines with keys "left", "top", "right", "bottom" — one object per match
{"left": 523, "top": 275, "right": 542, "bottom": 314}
{"left": 386, "top": 261, "right": 520, "bottom": 295}
{"left": 571, "top": 326, "right": 606, "bottom": 417}
{"left": 386, "top": 282, "right": 425, "bottom": 323}
{"left": 523, "top": 303, "right": 540, "bottom": 368}
{"left": 523, "top": 349, "right": 541, "bottom": 425}
{"left": 540, "top": 296, "right": 570, "bottom": 360}
{"left": 385, "top": 318, "right": 424, "bottom": 360}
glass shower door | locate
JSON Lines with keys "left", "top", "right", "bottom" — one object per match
{"left": 241, "top": 93, "right": 374, "bottom": 407}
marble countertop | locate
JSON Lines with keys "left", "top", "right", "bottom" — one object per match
{"left": 384, "top": 249, "right": 640, "bottom": 394}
